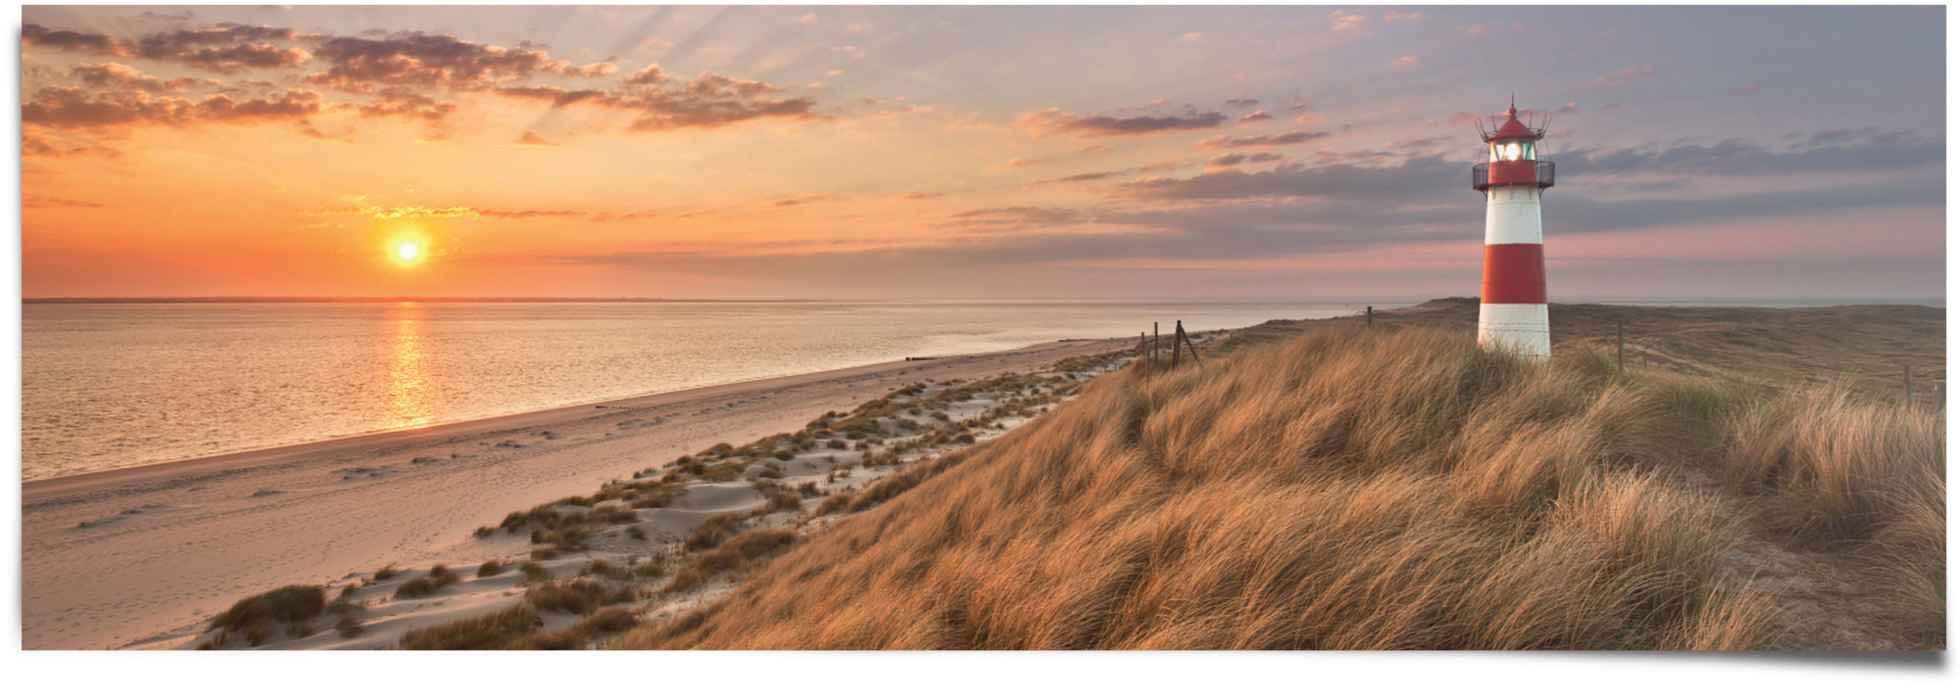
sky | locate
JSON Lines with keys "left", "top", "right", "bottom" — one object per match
{"left": 17, "top": 5, "right": 1947, "bottom": 301}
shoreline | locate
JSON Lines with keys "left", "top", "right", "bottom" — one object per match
{"left": 21, "top": 335, "right": 1135, "bottom": 649}
{"left": 22, "top": 339, "right": 1089, "bottom": 498}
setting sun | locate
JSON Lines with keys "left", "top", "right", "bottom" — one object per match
{"left": 390, "top": 239, "right": 425, "bottom": 267}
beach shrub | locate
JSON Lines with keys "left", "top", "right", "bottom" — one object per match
{"left": 396, "top": 568, "right": 460, "bottom": 599}
{"left": 209, "top": 585, "right": 326, "bottom": 632}
{"left": 526, "top": 580, "right": 618, "bottom": 615}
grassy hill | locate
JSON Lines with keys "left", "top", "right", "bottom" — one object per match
{"left": 630, "top": 319, "right": 1944, "bottom": 650}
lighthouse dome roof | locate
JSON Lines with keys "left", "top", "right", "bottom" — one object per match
{"left": 1487, "top": 104, "right": 1542, "bottom": 141}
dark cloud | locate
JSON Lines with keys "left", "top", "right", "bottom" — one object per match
{"left": 1207, "top": 152, "right": 1285, "bottom": 168}
{"left": 131, "top": 24, "right": 310, "bottom": 72}
{"left": 22, "top": 24, "right": 127, "bottom": 56}
{"left": 1560, "top": 129, "right": 1942, "bottom": 177}
{"left": 773, "top": 194, "right": 831, "bottom": 207}
{"left": 517, "top": 130, "right": 556, "bottom": 146}
{"left": 941, "top": 206, "right": 1087, "bottom": 231}
{"left": 1225, "top": 98, "right": 1260, "bottom": 109}
{"left": 357, "top": 87, "right": 458, "bottom": 123}
{"left": 71, "top": 63, "right": 180, "bottom": 93}
{"left": 307, "top": 31, "right": 577, "bottom": 91}
{"left": 24, "top": 23, "right": 310, "bottom": 73}
{"left": 1196, "top": 130, "right": 1332, "bottom": 149}
{"left": 1018, "top": 107, "right": 1229, "bottom": 137}
{"left": 495, "top": 72, "right": 821, "bottom": 132}
{"left": 22, "top": 86, "right": 321, "bottom": 129}
{"left": 1033, "top": 161, "right": 1184, "bottom": 185}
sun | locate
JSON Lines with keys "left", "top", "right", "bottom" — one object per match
{"left": 389, "top": 238, "right": 427, "bottom": 267}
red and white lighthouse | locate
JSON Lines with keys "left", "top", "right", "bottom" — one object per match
{"left": 1471, "top": 101, "right": 1555, "bottom": 357}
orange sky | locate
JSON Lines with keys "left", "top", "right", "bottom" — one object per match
{"left": 18, "top": 6, "right": 1946, "bottom": 300}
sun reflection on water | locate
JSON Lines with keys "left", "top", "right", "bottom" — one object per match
{"left": 387, "top": 302, "right": 434, "bottom": 429}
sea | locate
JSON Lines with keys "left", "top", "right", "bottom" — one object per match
{"left": 21, "top": 300, "right": 1369, "bottom": 481}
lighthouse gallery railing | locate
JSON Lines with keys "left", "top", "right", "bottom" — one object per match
{"left": 1471, "top": 160, "right": 1555, "bottom": 191}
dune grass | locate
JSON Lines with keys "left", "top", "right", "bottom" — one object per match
{"left": 629, "top": 326, "right": 1943, "bottom": 650}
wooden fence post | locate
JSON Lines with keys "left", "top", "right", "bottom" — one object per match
{"left": 1365, "top": 306, "right": 1373, "bottom": 328}
{"left": 1171, "top": 320, "right": 1183, "bottom": 369}
{"left": 1180, "top": 323, "right": 1202, "bottom": 365}
{"left": 1153, "top": 322, "right": 1160, "bottom": 369}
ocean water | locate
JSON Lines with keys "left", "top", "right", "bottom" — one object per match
{"left": 22, "top": 300, "right": 1362, "bottom": 481}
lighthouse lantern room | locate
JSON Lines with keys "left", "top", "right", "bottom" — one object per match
{"left": 1471, "top": 100, "right": 1555, "bottom": 357}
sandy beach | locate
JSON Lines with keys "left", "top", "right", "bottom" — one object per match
{"left": 21, "top": 337, "right": 1131, "bottom": 650}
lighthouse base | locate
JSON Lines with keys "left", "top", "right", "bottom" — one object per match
{"left": 1477, "top": 303, "right": 1550, "bottom": 358}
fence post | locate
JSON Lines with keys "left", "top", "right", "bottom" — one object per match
{"left": 1153, "top": 322, "right": 1160, "bottom": 369}
{"left": 1365, "top": 306, "right": 1373, "bottom": 328}
{"left": 1171, "top": 320, "right": 1183, "bottom": 369}
{"left": 1180, "top": 323, "right": 1202, "bottom": 365}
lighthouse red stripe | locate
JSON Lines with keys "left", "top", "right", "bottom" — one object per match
{"left": 1482, "top": 243, "right": 1546, "bottom": 304}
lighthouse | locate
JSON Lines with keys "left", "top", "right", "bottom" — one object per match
{"left": 1471, "top": 100, "right": 1555, "bottom": 357}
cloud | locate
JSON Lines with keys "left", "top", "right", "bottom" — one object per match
{"left": 1033, "top": 161, "right": 1184, "bottom": 185}
{"left": 23, "top": 195, "right": 106, "bottom": 209}
{"left": 1238, "top": 110, "right": 1273, "bottom": 124}
{"left": 345, "top": 196, "right": 476, "bottom": 220}
{"left": 22, "top": 86, "right": 321, "bottom": 129}
{"left": 625, "top": 64, "right": 668, "bottom": 85}
{"left": 1207, "top": 152, "right": 1285, "bottom": 168}
{"left": 1591, "top": 65, "right": 1657, "bottom": 88}
{"left": 1224, "top": 98, "right": 1260, "bottom": 109}
{"left": 21, "top": 132, "right": 119, "bottom": 157}
{"left": 1017, "top": 107, "right": 1229, "bottom": 137}
{"left": 941, "top": 206, "right": 1087, "bottom": 232}
{"left": 1329, "top": 10, "right": 1367, "bottom": 33}
{"left": 495, "top": 71, "right": 821, "bottom": 132}
{"left": 569, "top": 62, "right": 618, "bottom": 78}
{"left": 1121, "top": 155, "right": 1457, "bottom": 202}
{"left": 306, "top": 31, "right": 581, "bottom": 91}
{"left": 130, "top": 24, "right": 311, "bottom": 72}
{"left": 772, "top": 194, "right": 831, "bottom": 208}
{"left": 477, "top": 208, "right": 585, "bottom": 220}
{"left": 517, "top": 130, "right": 556, "bottom": 146}
{"left": 70, "top": 63, "right": 181, "bottom": 93}
{"left": 1196, "top": 130, "right": 1332, "bottom": 149}
{"left": 357, "top": 87, "right": 458, "bottom": 123}
{"left": 1391, "top": 55, "right": 1420, "bottom": 70}
{"left": 21, "top": 24, "right": 128, "bottom": 56}
{"left": 1560, "top": 130, "right": 1943, "bottom": 177}
{"left": 1383, "top": 10, "right": 1425, "bottom": 24}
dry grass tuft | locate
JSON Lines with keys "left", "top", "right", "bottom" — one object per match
{"left": 397, "top": 605, "right": 542, "bottom": 650}
{"left": 626, "top": 326, "right": 1942, "bottom": 650}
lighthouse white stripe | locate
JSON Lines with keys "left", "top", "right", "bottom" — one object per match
{"left": 1483, "top": 186, "right": 1543, "bottom": 245}
{"left": 1477, "top": 303, "right": 1550, "bottom": 358}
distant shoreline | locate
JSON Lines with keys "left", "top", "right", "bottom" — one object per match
{"left": 23, "top": 296, "right": 1942, "bottom": 306}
